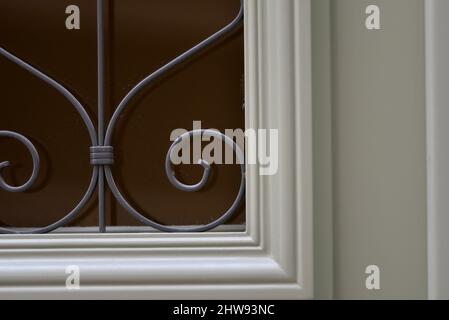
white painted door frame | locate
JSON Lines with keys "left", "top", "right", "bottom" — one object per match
{"left": 426, "top": 0, "right": 449, "bottom": 300}
{"left": 0, "top": 0, "right": 313, "bottom": 299}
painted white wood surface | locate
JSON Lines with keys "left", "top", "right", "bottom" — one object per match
{"left": 0, "top": 0, "right": 313, "bottom": 299}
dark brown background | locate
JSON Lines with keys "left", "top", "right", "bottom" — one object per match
{"left": 0, "top": 0, "right": 245, "bottom": 228}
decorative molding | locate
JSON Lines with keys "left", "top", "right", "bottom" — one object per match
{"left": 426, "top": 0, "right": 449, "bottom": 300}
{"left": 0, "top": 0, "right": 313, "bottom": 299}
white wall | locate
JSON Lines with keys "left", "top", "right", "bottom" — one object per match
{"left": 313, "top": 0, "right": 428, "bottom": 299}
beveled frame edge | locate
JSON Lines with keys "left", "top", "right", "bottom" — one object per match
{"left": 425, "top": 0, "right": 449, "bottom": 300}
{"left": 0, "top": 0, "right": 313, "bottom": 299}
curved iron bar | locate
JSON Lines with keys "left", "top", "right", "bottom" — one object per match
{"left": 0, "top": 168, "right": 98, "bottom": 234}
{"left": 0, "top": 0, "right": 245, "bottom": 233}
{"left": 0, "top": 48, "right": 97, "bottom": 145}
{"left": 0, "top": 48, "right": 100, "bottom": 234}
{"left": 105, "top": 130, "right": 245, "bottom": 232}
{"left": 104, "top": 0, "right": 244, "bottom": 145}
{"left": 104, "top": 0, "right": 245, "bottom": 232}
{"left": 0, "top": 131, "right": 40, "bottom": 193}
{"left": 165, "top": 130, "right": 244, "bottom": 193}
{"left": 105, "top": 129, "right": 245, "bottom": 233}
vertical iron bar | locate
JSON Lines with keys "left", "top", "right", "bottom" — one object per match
{"left": 97, "top": 0, "right": 106, "bottom": 232}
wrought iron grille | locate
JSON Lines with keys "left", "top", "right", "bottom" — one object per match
{"left": 0, "top": 0, "right": 245, "bottom": 234}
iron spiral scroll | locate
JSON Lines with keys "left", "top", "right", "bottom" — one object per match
{"left": 0, "top": 0, "right": 245, "bottom": 234}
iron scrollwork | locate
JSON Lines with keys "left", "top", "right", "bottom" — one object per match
{"left": 0, "top": 0, "right": 245, "bottom": 234}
